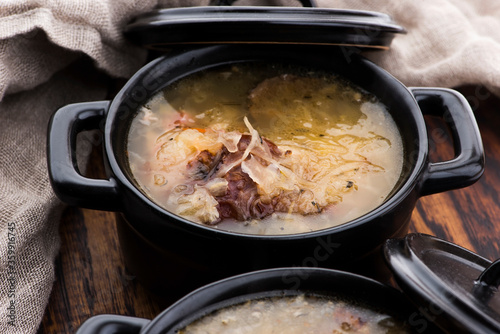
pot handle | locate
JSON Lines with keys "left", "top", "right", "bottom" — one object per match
{"left": 410, "top": 87, "right": 484, "bottom": 196}
{"left": 75, "top": 315, "right": 151, "bottom": 334}
{"left": 47, "top": 101, "right": 121, "bottom": 211}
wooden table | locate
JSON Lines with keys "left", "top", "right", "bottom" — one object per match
{"left": 38, "top": 85, "right": 500, "bottom": 333}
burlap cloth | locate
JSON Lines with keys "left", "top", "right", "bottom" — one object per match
{"left": 1, "top": 0, "right": 499, "bottom": 332}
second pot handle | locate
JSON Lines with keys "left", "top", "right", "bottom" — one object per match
{"left": 47, "top": 101, "right": 121, "bottom": 211}
{"left": 410, "top": 87, "right": 484, "bottom": 196}
{"left": 75, "top": 314, "right": 151, "bottom": 334}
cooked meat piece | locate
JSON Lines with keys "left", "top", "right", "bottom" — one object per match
{"left": 186, "top": 150, "right": 216, "bottom": 180}
{"left": 216, "top": 165, "right": 276, "bottom": 221}
{"left": 213, "top": 134, "right": 282, "bottom": 221}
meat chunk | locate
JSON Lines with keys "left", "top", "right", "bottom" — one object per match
{"left": 216, "top": 166, "right": 276, "bottom": 221}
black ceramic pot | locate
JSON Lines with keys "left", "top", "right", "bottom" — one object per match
{"left": 47, "top": 44, "right": 483, "bottom": 297}
{"left": 74, "top": 267, "right": 442, "bottom": 333}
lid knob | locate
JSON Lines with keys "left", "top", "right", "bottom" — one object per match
{"left": 474, "top": 258, "right": 500, "bottom": 303}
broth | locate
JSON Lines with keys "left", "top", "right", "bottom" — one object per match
{"left": 177, "top": 294, "right": 412, "bottom": 334}
{"left": 127, "top": 63, "right": 403, "bottom": 235}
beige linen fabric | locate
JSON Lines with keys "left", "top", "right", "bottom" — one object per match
{"left": 0, "top": 60, "right": 110, "bottom": 334}
{"left": 321, "top": 0, "right": 500, "bottom": 96}
{"left": 0, "top": 0, "right": 499, "bottom": 333}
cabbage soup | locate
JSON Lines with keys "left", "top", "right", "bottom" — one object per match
{"left": 177, "top": 293, "right": 412, "bottom": 334}
{"left": 127, "top": 63, "right": 404, "bottom": 235}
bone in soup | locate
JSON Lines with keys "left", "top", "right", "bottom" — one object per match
{"left": 127, "top": 63, "right": 404, "bottom": 235}
{"left": 177, "top": 294, "right": 412, "bottom": 334}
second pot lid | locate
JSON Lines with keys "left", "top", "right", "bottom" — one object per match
{"left": 124, "top": 5, "right": 405, "bottom": 51}
{"left": 385, "top": 233, "right": 500, "bottom": 334}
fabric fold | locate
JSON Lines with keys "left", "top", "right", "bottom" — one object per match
{"left": 0, "top": 0, "right": 158, "bottom": 99}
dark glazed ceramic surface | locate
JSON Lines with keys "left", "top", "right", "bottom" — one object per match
{"left": 75, "top": 267, "right": 442, "bottom": 334}
{"left": 47, "top": 44, "right": 484, "bottom": 296}
{"left": 124, "top": 6, "right": 405, "bottom": 49}
{"left": 385, "top": 233, "right": 500, "bottom": 334}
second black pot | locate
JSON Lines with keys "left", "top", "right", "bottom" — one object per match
{"left": 75, "top": 267, "right": 442, "bottom": 334}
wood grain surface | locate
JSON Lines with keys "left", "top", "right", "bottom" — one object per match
{"left": 38, "top": 85, "right": 500, "bottom": 333}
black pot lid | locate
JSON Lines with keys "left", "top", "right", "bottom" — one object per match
{"left": 385, "top": 233, "right": 500, "bottom": 334}
{"left": 124, "top": 6, "right": 405, "bottom": 51}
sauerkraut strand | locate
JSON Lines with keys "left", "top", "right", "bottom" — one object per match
{"left": 215, "top": 117, "right": 262, "bottom": 177}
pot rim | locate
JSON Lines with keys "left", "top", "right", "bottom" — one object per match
{"left": 104, "top": 44, "right": 428, "bottom": 241}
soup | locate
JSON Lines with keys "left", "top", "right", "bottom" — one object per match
{"left": 177, "top": 294, "right": 412, "bottom": 334}
{"left": 127, "top": 63, "right": 404, "bottom": 235}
